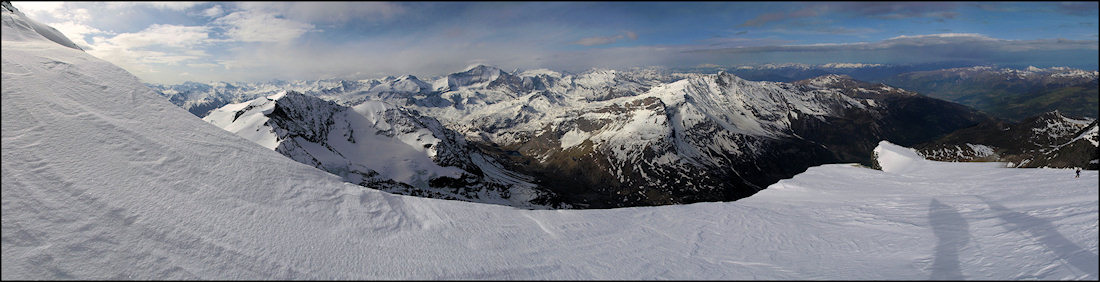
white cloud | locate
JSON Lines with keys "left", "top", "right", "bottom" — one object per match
{"left": 11, "top": 2, "right": 65, "bottom": 14}
{"left": 13, "top": 2, "right": 91, "bottom": 23}
{"left": 202, "top": 5, "right": 224, "bottom": 18}
{"left": 88, "top": 44, "right": 207, "bottom": 65}
{"left": 574, "top": 35, "right": 624, "bottom": 46}
{"left": 106, "top": 24, "right": 210, "bottom": 48}
{"left": 885, "top": 33, "right": 992, "bottom": 41}
{"left": 105, "top": 2, "right": 204, "bottom": 11}
{"left": 81, "top": 24, "right": 213, "bottom": 80}
{"left": 214, "top": 10, "right": 314, "bottom": 43}
{"left": 46, "top": 21, "right": 106, "bottom": 47}
{"left": 235, "top": 2, "right": 406, "bottom": 23}
{"left": 573, "top": 31, "right": 639, "bottom": 46}
{"left": 624, "top": 31, "right": 638, "bottom": 40}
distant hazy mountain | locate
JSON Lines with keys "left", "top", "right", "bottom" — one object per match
{"left": 883, "top": 66, "right": 1099, "bottom": 121}
{"left": 689, "top": 63, "right": 1099, "bottom": 122}
{"left": 713, "top": 62, "right": 975, "bottom": 83}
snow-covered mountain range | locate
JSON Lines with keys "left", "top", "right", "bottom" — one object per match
{"left": 152, "top": 56, "right": 1099, "bottom": 208}
{"left": 184, "top": 63, "right": 993, "bottom": 208}
{"left": 3, "top": 2, "right": 1097, "bottom": 279}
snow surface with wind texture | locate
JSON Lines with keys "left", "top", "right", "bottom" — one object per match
{"left": 3, "top": 4, "right": 1098, "bottom": 280}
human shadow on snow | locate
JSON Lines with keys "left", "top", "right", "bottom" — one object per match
{"left": 928, "top": 198, "right": 970, "bottom": 280}
{"left": 978, "top": 196, "right": 1099, "bottom": 279}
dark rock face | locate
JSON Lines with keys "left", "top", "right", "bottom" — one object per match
{"left": 207, "top": 91, "right": 560, "bottom": 208}
{"left": 916, "top": 111, "right": 1098, "bottom": 170}
{"left": 791, "top": 75, "right": 993, "bottom": 163}
{"left": 464, "top": 74, "right": 993, "bottom": 208}
{"left": 266, "top": 92, "right": 341, "bottom": 143}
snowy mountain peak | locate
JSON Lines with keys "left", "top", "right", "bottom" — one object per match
{"left": 800, "top": 74, "right": 854, "bottom": 88}
{"left": 1022, "top": 110, "right": 1095, "bottom": 143}
{"left": 1026, "top": 110, "right": 1095, "bottom": 126}
{"left": 714, "top": 70, "right": 748, "bottom": 85}
{"left": 518, "top": 68, "right": 564, "bottom": 78}
{"left": 444, "top": 64, "right": 518, "bottom": 91}
{"left": 267, "top": 90, "right": 290, "bottom": 100}
{"left": 795, "top": 74, "right": 916, "bottom": 98}
{"left": 204, "top": 89, "right": 553, "bottom": 208}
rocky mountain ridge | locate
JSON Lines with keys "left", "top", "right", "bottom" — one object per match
{"left": 199, "top": 67, "right": 994, "bottom": 208}
{"left": 916, "top": 110, "right": 1098, "bottom": 169}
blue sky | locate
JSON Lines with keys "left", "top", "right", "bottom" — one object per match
{"left": 13, "top": 1, "right": 1099, "bottom": 84}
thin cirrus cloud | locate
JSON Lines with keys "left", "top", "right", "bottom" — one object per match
{"left": 573, "top": 31, "right": 639, "bottom": 46}
{"left": 103, "top": 24, "right": 210, "bottom": 49}
{"left": 1054, "top": 2, "right": 1099, "bottom": 16}
{"left": 738, "top": 2, "right": 959, "bottom": 27}
{"left": 236, "top": 2, "right": 406, "bottom": 23}
{"left": 835, "top": 2, "right": 959, "bottom": 19}
{"left": 684, "top": 33, "right": 1098, "bottom": 67}
{"left": 739, "top": 8, "right": 818, "bottom": 27}
{"left": 688, "top": 33, "right": 1098, "bottom": 54}
{"left": 103, "top": 2, "right": 204, "bottom": 12}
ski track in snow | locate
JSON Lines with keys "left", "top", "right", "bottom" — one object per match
{"left": 3, "top": 6, "right": 1099, "bottom": 280}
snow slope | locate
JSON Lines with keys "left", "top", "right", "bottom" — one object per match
{"left": 3, "top": 5, "right": 1098, "bottom": 280}
{"left": 0, "top": 1, "right": 81, "bottom": 50}
{"left": 875, "top": 141, "right": 930, "bottom": 173}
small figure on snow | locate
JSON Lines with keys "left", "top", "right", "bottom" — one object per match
{"left": 1076, "top": 168, "right": 1081, "bottom": 178}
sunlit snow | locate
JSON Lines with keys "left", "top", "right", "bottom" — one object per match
{"left": 3, "top": 4, "right": 1097, "bottom": 280}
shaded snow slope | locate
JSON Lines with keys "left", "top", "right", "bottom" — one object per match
{"left": 4, "top": 6, "right": 1097, "bottom": 280}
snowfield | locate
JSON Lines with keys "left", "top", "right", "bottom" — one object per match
{"left": 3, "top": 3, "right": 1098, "bottom": 280}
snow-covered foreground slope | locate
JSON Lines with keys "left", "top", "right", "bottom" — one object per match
{"left": 4, "top": 5, "right": 1098, "bottom": 279}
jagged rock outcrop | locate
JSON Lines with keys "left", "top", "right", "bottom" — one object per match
{"left": 204, "top": 91, "right": 558, "bottom": 208}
